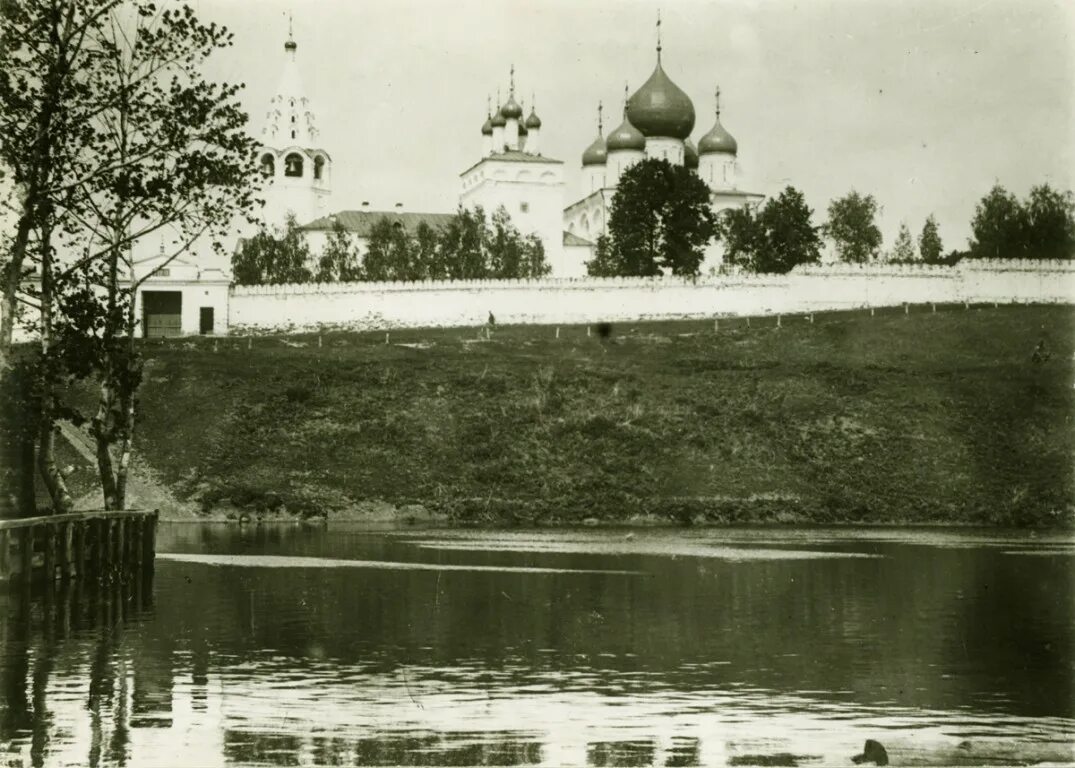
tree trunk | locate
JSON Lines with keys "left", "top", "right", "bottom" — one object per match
{"left": 91, "top": 381, "right": 119, "bottom": 510}
{"left": 36, "top": 417, "right": 72, "bottom": 514}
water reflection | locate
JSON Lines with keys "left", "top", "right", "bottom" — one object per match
{"left": 0, "top": 526, "right": 1071, "bottom": 767}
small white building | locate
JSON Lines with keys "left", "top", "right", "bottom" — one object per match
{"left": 131, "top": 254, "right": 231, "bottom": 337}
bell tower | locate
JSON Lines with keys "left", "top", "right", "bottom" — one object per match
{"left": 256, "top": 19, "right": 332, "bottom": 228}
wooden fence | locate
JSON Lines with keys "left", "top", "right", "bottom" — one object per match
{"left": 0, "top": 509, "right": 158, "bottom": 585}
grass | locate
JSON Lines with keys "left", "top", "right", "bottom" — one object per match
{"left": 115, "top": 304, "right": 1074, "bottom": 526}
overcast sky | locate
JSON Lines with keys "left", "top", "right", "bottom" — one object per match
{"left": 195, "top": 0, "right": 1074, "bottom": 252}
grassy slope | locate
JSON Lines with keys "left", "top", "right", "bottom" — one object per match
{"left": 130, "top": 305, "right": 1074, "bottom": 525}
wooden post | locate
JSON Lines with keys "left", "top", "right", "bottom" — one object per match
{"left": 714, "top": 319, "right": 719, "bottom": 331}
{"left": 0, "top": 529, "right": 10, "bottom": 581}
{"left": 75, "top": 520, "right": 86, "bottom": 579}
{"left": 117, "top": 517, "right": 126, "bottom": 578}
{"left": 870, "top": 307, "right": 875, "bottom": 317}
{"left": 555, "top": 326, "right": 560, "bottom": 339}
{"left": 247, "top": 336, "right": 252, "bottom": 350}
{"left": 43, "top": 523, "right": 57, "bottom": 583}
{"left": 385, "top": 332, "right": 389, "bottom": 345}
{"left": 61, "top": 521, "right": 74, "bottom": 580}
{"left": 809, "top": 313, "right": 814, "bottom": 324}
{"left": 931, "top": 303, "right": 936, "bottom": 313}
{"left": 904, "top": 303, "right": 909, "bottom": 315}
{"left": 587, "top": 326, "right": 591, "bottom": 337}
{"left": 318, "top": 334, "right": 323, "bottom": 348}
{"left": 776, "top": 315, "right": 782, "bottom": 328}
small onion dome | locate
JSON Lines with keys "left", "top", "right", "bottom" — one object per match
{"left": 500, "top": 95, "right": 523, "bottom": 119}
{"left": 627, "top": 62, "right": 696, "bottom": 139}
{"left": 684, "top": 138, "right": 699, "bottom": 169}
{"left": 525, "top": 109, "right": 542, "bottom": 129}
{"left": 491, "top": 109, "right": 507, "bottom": 128}
{"left": 284, "top": 38, "right": 297, "bottom": 53}
{"left": 481, "top": 115, "right": 493, "bottom": 136}
{"left": 518, "top": 119, "right": 528, "bottom": 137}
{"left": 582, "top": 135, "right": 608, "bottom": 166}
{"left": 606, "top": 115, "right": 646, "bottom": 153}
{"left": 698, "top": 117, "right": 738, "bottom": 155}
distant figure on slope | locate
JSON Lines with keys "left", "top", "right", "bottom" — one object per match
{"left": 851, "top": 739, "right": 888, "bottom": 766}
{"left": 485, "top": 311, "right": 496, "bottom": 340}
{"left": 1031, "top": 338, "right": 1051, "bottom": 365}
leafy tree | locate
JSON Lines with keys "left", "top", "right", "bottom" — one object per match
{"left": 413, "top": 222, "right": 440, "bottom": 280}
{"left": 316, "top": 219, "right": 361, "bottom": 282}
{"left": 968, "top": 184, "right": 1029, "bottom": 260}
{"left": 604, "top": 158, "right": 717, "bottom": 276}
{"left": 825, "top": 190, "right": 883, "bottom": 263}
{"left": 585, "top": 235, "right": 618, "bottom": 277}
{"left": 918, "top": 215, "right": 944, "bottom": 264}
{"left": 889, "top": 221, "right": 917, "bottom": 263}
{"left": 232, "top": 214, "right": 313, "bottom": 285}
{"left": 438, "top": 206, "right": 489, "bottom": 279}
{"left": 1024, "top": 184, "right": 1075, "bottom": 260}
{"left": 362, "top": 219, "right": 412, "bottom": 282}
{"left": 486, "top": 206, "right": 550, "bottom": 279}
{"left": 719, "top": 187, "right": 821, "bottom": 274}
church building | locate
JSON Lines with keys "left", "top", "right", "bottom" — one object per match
{"left": 562, "top": 28, "right": 764, "bottom": 273}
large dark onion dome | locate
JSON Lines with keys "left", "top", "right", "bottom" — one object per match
{"left": 525, "top": 108, "right": 542, "bottom": 129}
{"left": 627, "top": 61, "right": 695, "bottom": 139}
{"left": 582, "top": 135, "right": 608, "bottom": 166}
{"left": 698, "top": 116, "right": 738, "bottom": 154}
{"left": 606, "top": 111, "right": 646, "bottom": 152}
{"left": 500, "top": 95, "right": 523, "bottom": 120}
{"left": 684, "top": 138, "right": 699, "bottom": 169}
{"left": 491, "top": 109, "right": 506, "bottom": 129}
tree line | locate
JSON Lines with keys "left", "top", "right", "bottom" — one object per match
{"left": 232, "top": 205, "right": 550, "bottom": 285}
{"left": 1, "top": 0, "right": 259, "bottom": 517}
{"left": 587, "top": 158, "right": 1075, "bottom": 277}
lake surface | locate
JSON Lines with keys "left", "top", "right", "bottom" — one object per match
{"left": 0, "top": 526, "right": 1072, "bottom": 767}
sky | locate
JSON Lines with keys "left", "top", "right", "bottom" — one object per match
{"left": 191, "top": 0, "right": 1071, "bottom": 251}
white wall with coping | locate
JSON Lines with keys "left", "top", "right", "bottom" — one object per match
{"left": 227, "top": 259, "right": 1075, "bottom": 334}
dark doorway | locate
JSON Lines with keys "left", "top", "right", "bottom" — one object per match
{"left": 142, "top": 291, "right": 182, "bottom": 338}
{"left": 199, "top": 307, "right": 214, "bottom": 335}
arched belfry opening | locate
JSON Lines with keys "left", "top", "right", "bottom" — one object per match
{"left": 284, "top": 153, "right": 304, "bottom": 178}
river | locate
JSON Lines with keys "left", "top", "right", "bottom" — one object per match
{"left": 0, "top": 525, "right": 1072, "bottom": 767}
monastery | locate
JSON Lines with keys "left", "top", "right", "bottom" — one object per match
{"left": 256, "top": 23, "right": 762, "bottom": 277}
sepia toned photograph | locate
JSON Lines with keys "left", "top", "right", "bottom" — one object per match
{"left": 0, "top": 0, "right": 1073, "bottom": 766}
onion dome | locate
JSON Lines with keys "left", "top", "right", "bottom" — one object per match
{"left": 582, "top": 135, "right": 608, "bottom": 166}
{"left": 481, "top": 115, "right": 493, "bottom": 136}
{"left": 500, "top": 95, "right": 523, "bottom": 120}
{"left": 627, "top": 61, "right": 696, "bottom": 139}
{"left": 518, "top": 119, "right": 528, "bottom": 138}
{"left": 491, "top": 109, "right": 506, "bottom": 128}
{"left": 698, "top": 88, "right": 738, "bottom": 154}
{"left": 606, "top": 112, "right": 646, "bottom": 153}
{"left": 525, "top": 109, "right": 542, "bottom": 129}
{"left": 684, "top": 138, "right": 699, "bottom": 169}
{"left": 698, "top": 118, "right": 737, "bottom": 154}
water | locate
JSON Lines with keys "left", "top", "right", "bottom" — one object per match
{"left": 1, "top": 526, "right": 1072, "bottom": 767}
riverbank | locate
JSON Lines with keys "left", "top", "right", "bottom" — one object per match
{"left": 61, "top": 305, "right": 1075, "bottom": 527}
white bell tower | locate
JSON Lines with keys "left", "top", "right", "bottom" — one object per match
{"left": 256, "top": 19, "right": 332, "bottom": 229}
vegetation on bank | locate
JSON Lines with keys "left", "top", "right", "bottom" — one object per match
{"left": 58, "top": 305, "right": 1075, "bottom": 527}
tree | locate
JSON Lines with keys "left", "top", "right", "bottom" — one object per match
{"left": 438, "top": 206, "right": 489, "bottom": 279}
{"left": 1024, "top": 184, "right": 1075, "bottom": 260}
{"left": 825, "top": 191, "right": 883, "bottom": 263}
{"left": 603, "top": 158, "right": 717, "bottom": 276}
{"left": 918, "top": 215, "right": 944, "bottom": 264}
{"left": 316, "top": 219, "right": 360, "bottom": 282}
{"left": 968, "top": 184, "right": 1029, "bottom": 260}
{"left": 718, "top": 187, "right": 821, "bottom": 274}
{"left": 66, "top": 2, "right": 260, "bottom": 511}
{"left": 585, "top": 235, "right": 618, "bottom": 277}
{"left": 889, "top": 221, "right": 917, "bottom": 263}
{"left": 232, "top": 214, "right": 313, "bottom": 286}
{"left": 361, "top": 218, "right": 412, "bottom": 282}
{"left": 486, "top": 206, "right": 550, "bottom": 279}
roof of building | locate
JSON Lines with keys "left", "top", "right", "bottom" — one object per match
{"left": 606, "top": 114, "right": 646, "bottom": 152}
{"left": 627, "top": 60, "right": 696, "bottom": 140}
{"left": 500, "top": 95, "right": 523, "bottom": 119}
{"left": 459, "top": 150, "right": 563, "bottom": 177}
{"left": 582, "top": 135, "right": 608, "bottom": 166}
{"left": 301, "top": 210, "right": 456, "bottom": 235}
{"left": 698, "top": 116, "right": 738, "bottom": 155}
{"left": 563, "top": 231, "right": 595, "bottom": 247}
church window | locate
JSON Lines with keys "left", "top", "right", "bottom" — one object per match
{"left": 291, "top": 130, "right": 296, "bottom": 139}
{"left": 314, "top": 155, "right": 325, "bottom": 181}
{"left": 259, "top": 153, "right": 275, "bottom": 178}
{"left": 520, "top": 202, "right": 529, "bottom": 213}
{"left": 291, "top": 115, "right": 296, "bottom": 124}
{"left": 284, "top": 152, "right": 304, "bottom": 177}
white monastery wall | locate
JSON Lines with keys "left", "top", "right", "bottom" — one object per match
{"left": 227, "top": 259, "right": 1075, "bottom": 334}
